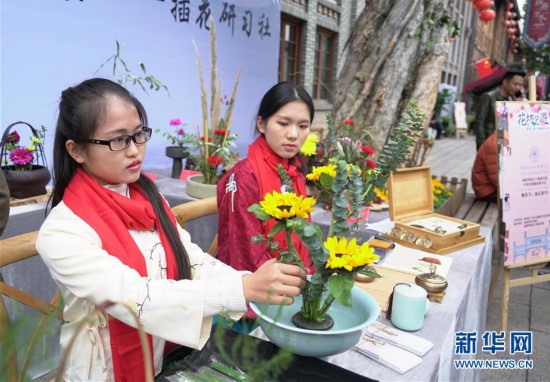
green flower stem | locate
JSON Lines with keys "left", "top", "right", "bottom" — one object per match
{"left": 301, "top": 293, "right": 335, "bottom": 321}
{"left": 301, "top": 294, "right": 322, "bottom": 321}
{"left": 362, "top": 183, "right": 373, "bottom": 200}
{"left": 318, "top": 293, "right": 335, "bottom": 317}
{"left": 284, "top": 227, "right": 305, "bottom": 269}
{"left": 327, "top": 215, "right": 336, "bottom": 238}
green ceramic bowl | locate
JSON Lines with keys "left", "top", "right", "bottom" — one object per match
{"left": 249, "top": 287, "right": 380, "bottom": 358}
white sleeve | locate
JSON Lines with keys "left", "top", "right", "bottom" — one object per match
{"left": 36, "top": 203, "right": 245, "bottom": 350}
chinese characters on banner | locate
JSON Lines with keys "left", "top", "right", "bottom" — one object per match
{"left": 497, "top": 102, "right": 550, "bottom": 266}
{"left": 523, "top": 0, "right": 550, "bottom": 48}
{"left": 160, "top": 0, "right": 272, "bottom": 39}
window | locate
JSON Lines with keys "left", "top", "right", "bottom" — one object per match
{"left": 313, "top": 28, "right": 335, "bottom": 100}
{"left": 279, "top": 18, "right": 302, "bottom": 84}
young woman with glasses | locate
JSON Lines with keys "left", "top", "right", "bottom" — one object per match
{"left": 36, "top": 78, "right": 306, "bottom": 381}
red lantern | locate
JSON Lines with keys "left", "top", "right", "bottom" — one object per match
{"left": 506, "top": 2, "right": 514, "bottom": 11}
{"left": 504, "top": 11, "right": 513, "bottom": 19}
{"left": 475, "top": 0, "right": 494, "bottom": 9}
{"left": 479, "top": 9, "right": 496, "bottom": 21}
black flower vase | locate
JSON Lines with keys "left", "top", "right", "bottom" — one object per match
{"left": 3, "top": 165, "right": 51, "bottom": 199}
{"left": 165, "top": 146, "right": 189, "bottom": 179}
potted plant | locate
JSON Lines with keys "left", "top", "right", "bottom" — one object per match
{"left": 156, "top": 118, "right": 190, "bottom": 178}
{"left": 183, "top": 20, "right": 240, "bottom": 198}
{"left": 1, "top": 122, "right": 51, "bottom": 199}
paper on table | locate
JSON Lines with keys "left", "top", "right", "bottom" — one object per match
{"left": 364, "top": 218, "right": 394, "bottom": 233}
{"left": 378, "top": 243, "right": 453, "bottom": 278}
{"left": 353, "top": 334, "right": 423, "bottom": 374}
{"left": 366, "top": 321, "right": 433, "bottom": 356}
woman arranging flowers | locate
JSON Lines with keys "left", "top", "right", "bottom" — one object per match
{"left": 36, "top": 78, "right": 306, "bottom": 381}
{"left": 248, "top": 98, "right": 427, "bottom": 329}
{"left": 216, "top": 82, "right": 314, "bottom": 275}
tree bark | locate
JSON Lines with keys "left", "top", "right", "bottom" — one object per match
{"left": 332, "top": 0, "right": 451, "bottom": 153}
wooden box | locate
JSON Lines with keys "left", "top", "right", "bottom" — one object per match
{"left": 433, "top": 175, "right": 467, "bottom": 217}
{"left": 385, "top": 166, "right": 484, "bottom": 254}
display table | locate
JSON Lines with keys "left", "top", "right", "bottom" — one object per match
{"left": 1, "top": 176, "right": 492, "bottom": 381}
{"left": 251, "top": 227, "right": 492, "bottom": 381}
{"left": 155, "top": 176, "right": 492, "bottom": 381}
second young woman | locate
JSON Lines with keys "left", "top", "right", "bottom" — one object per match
{"left": 217, "top": 82, "right": 314, "bottom": 273}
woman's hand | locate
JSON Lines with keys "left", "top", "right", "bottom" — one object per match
{"left": 242, "top": 258, "right": 306, "bottom": 305}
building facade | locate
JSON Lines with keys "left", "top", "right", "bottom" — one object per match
{"left": 278, "top": 0, "right": 365, "bottom": 127}
{"left": 278, "top": 0, "right": 522, "bottom": 128}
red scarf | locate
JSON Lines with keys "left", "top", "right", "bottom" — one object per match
{"left": 64, "top": 168, "right": 179, "bottom": 381}
{"left": 247, "top": 136, "right": 311, "bottom": 269}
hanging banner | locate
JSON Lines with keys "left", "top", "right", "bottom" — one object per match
{"left": 523, "top": 0, "right": 550, "bottom": 49}
{"left": 498, "top": 101, "right": 550, "bottom": 267}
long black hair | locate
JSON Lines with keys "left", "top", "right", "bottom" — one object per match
{"left": 51, "top": 78, "right": 191, "bottom": 279}
{"left": 255, "top": 81, "right": 315, "bottom": 173}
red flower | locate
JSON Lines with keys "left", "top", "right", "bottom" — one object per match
{"left": 366, "top": 159, "right": 376, "bottom": 169}
{"left": 207, "top": 155, "right": 222, "bottom": 167}
{"left": 343, "top": 119, "right": 354, "bottom": 126}
{"left": 200, "top": 136, "right": 213, "bottom": 142}
{"left": 7, "top": 131, "right": 20, "bottom": 144}
{"left": 361, "top": 146, "right": 375, "bottom": 156}
{"left": 214, "top": 129, "right": 228, "bottom": 135}
{"left": 317, "top": 148, "right": 323, "bottom": 157}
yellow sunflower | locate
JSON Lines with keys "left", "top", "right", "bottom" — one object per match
{"left": 324, "top": 237, "right": 379, "bottom": 271}
{"left": 374, "top": 187, "right": 388, "bottom": 201}
{"left": 260, "top": 191, "right": 316, "bottom": 220}
{"left": 300, "top": 133, "right": 319, "bottom": 156}
{"left": 306, "top": 164, "right": 337, "bottom": 181}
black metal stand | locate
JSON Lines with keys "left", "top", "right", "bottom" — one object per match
{"left": 165, "top": 146, "right": 189, "bottom": 179}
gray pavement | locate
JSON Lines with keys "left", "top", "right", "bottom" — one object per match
{"left": 425, "top": 133, "right": 549, "bottom": 381}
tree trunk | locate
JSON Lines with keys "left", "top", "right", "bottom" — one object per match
{"left": 332, "top": 0, "right": 451, "bottom": 154}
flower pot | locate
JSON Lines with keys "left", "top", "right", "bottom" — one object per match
{"left": 165, "top": 146, "right": 189, "bottom": 179}
{"left": 249, "top": 286, "right": 380, "bottom": 357}
{"left": 186, "top": 174, "right": 217, "bottom": 199}
{"left": 3, "top": 165, "right": 51, "bottom": 199}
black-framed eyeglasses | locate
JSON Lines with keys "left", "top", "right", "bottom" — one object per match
{"left": 86, "top": 127, "right": 152, "bottom": 151}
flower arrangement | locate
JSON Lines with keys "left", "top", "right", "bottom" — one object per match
{"left": 249, "top": 161, "right": 380, "bottom": 326}
{"left": 248, "top": 99, "right": 426, "bottom": 326}
{"left": 158, "top": 118, "right": 187, "bottom": 148}
{"left": 179, "top": 20, "right": 240, "bottom": 185}
{"left": 182, "top": 93, "right": 239, "bottom": 184}
{"left": 1, "top": 127, "right": 46, "bottom": 171}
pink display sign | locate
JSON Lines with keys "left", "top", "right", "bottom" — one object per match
{"left": 497, "top": 102, "right": 550, "bottom": 267}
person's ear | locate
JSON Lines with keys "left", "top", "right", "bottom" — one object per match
{"left": 257, "top": 116, "right": 266, "bottom": 134}
{"left": 66, "top": 140, "right": 86, "bottom": 164}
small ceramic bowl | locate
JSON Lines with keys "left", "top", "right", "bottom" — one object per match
{"left": 354, "top": 265, "right": 378, "bottom": 283}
